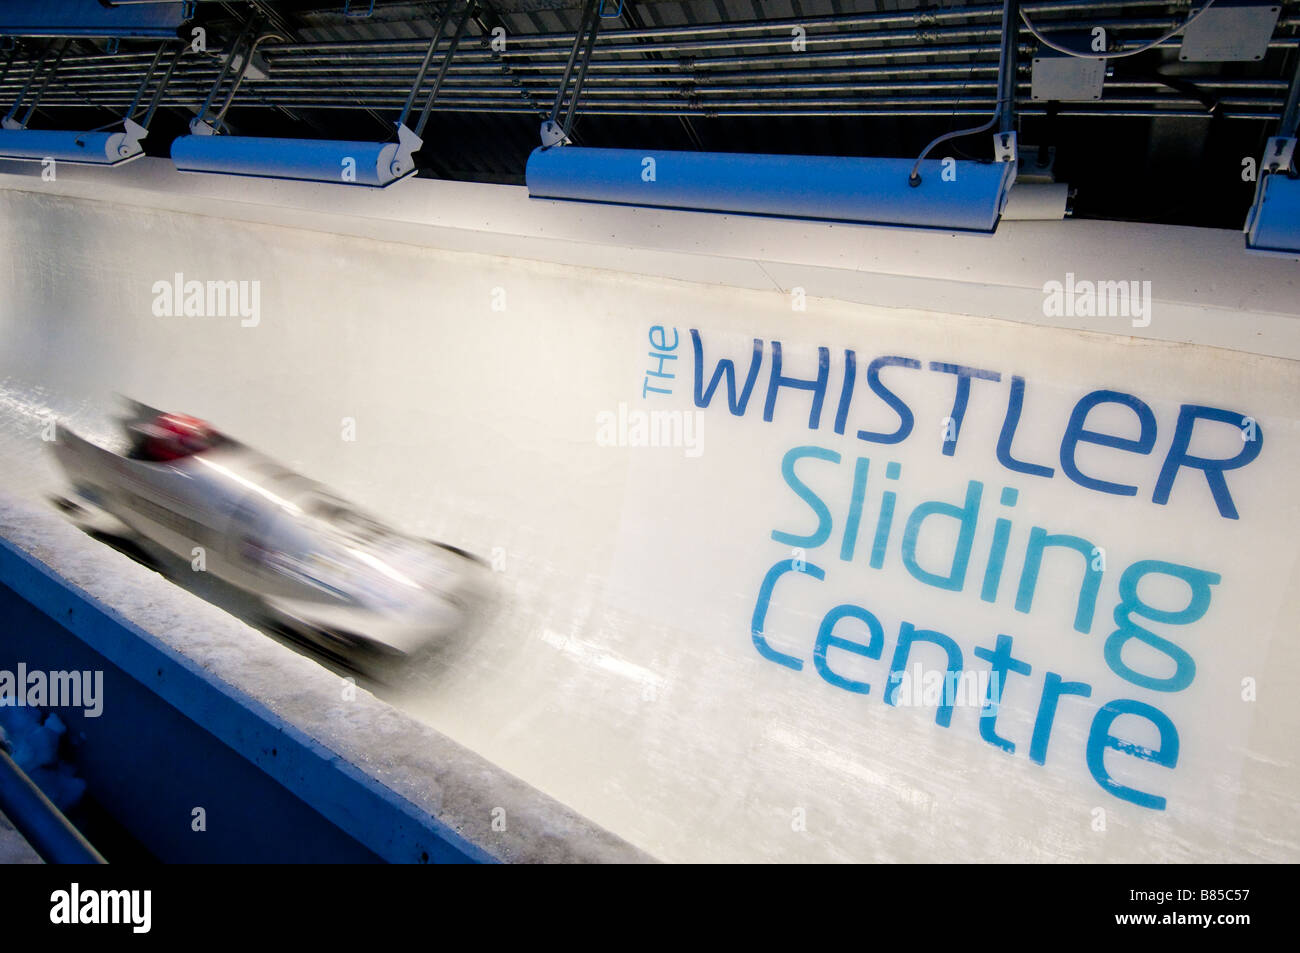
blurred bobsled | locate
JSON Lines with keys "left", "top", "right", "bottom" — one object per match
{"left": 49, "top": 400, "right": 487, "bottom": 666}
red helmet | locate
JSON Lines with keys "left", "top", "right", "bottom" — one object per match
{"left": 141, "top": 413, "right": 216, "bottom": 462}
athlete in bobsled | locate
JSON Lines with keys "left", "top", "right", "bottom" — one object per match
{"left": 49, "top": 399, "right": 486, "bottom": 666}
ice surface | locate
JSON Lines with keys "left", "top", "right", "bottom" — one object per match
{"left": 0, "top": 808, "right": 42, "bottom": 864}
{"left": 1, "top": 182, "right": 1297, "bottom": 863}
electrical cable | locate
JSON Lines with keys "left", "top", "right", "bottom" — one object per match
{"left": 1020, "top": 0, "right": 1218, "bottom": 59}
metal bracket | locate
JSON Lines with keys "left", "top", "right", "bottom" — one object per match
{"left": 1244, "top": 136, "right": 1300, "bottom": 253}
{"left": 139, "top": 45, "right": 185, "bottom": 130}
{"left": 1017, "top": 144, "right": 1056, "bottom": 182}
{"left": 388, "top": 122, "right": 423, "bottom": 179}
{"left": 544, "top": 0, "right": 602, "bottom": 143}
{"left": 105, "top": 37, "right": 120, "bottom": 55}
{"left": 995, "top": 130, "right": 1019, "bottom": 202}
{"left": 410, "top": 0, "right": 476, "bottom": 140}
{"left": 1031, "top": 45, "right": 1105, "bottom": 102}
{"left": 994, "top": 130, "right": 1018, "bottom": 164}
{"left": 118, "top": 117, "right": 148, "bottom": 158}
{"left": 229, "top": 49, "right": 270, "bottom": 82}
{"left": 1262, "top": 136, "right": 1296, "bottom": 175}
{"left": 599, "top": 0, "right": 625, "bottom": 17}
{"left": 540, "top": 119, "right": 570, "bottom": 147}
{"left": 343, "top": 0, "right": 377, "bottom": 18}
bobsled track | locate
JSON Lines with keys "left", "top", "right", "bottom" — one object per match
{"left": 1, "top": 158, "right": 1299, "bottom": 863}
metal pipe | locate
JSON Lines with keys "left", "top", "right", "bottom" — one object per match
{"left": 123, "top": 44, "right": 166, "bottom": 119}
{"left": 254, "top": 2, "right": 1219, "bottom": 54}
{"left": 1279, "top": 51, "right": 1300, "bottom": 137}
{"left": 549, "top": 0, "right": 599, "bottom": 124}
{"left": 4, "top": 7, "right": 1297, "bottom": 71}
{"left": 10, "top": 92, "right": 1280, "bottom": 121}
{"left": 255, "top": 14, "right": 1295, "bottom": 64}
{"left": 415, "top": 0, "right": 476, "bottom": 138}
{"left": 0, "top": 47, "right": 18, "bottom": 88}
{"left": 20, "top": 22, "right": 1300, "bottom": 82}
{"left": 562, "top": 1, "right": 602, "bottom": 135}
{"left": 11, "top": 81, "right": 1283, "bottom": 110}
{"left": 212, "top": 33, "right": 285, "bottom": 132}
{"left": 9, "top": 71, "right": 1283, "bottom": 107}
{"left": 19, "top": 43, "right": 67, "bottom": 128}
{"left": 192, "top": 20, "right": 256, "bottom": 129}
{"left": 1000, "top": 0, "right": 1019, "bottom": 134}
{"left": 0, "top": 748, "right": 106, "bottom": 865}
{"left": 141, "top": 45, "right": 186, "bottom": 127}
{"left": 910, "top": 0, "right": 1016, "bottom": 184}
{"left": 25, "top": 90, "right": 1277, "bottom": 116}
{"left": 3, "top": 2, "right": 1294, "bottom": 128}
{"left": 395, "top": 5, "right": 454, "bottom": 131}
{"left": 27, "top": 58, "right": 1286, "bottom": 92}
{"left": 3, "top": 42, "right": 55, "bottom": 126}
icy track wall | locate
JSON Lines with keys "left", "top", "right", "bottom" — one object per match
{"left": 1, "top": 165, "right": 1298, "bottom": 863}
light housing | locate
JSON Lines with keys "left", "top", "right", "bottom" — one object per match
{"left": 0, "top": 0, "right": 186, "bottom": 39}
{"left": 1244, "top": 173, "right": 1300, "bottom": 256}
{"left": 525, "top": 145, "right": 1018, "bottom": 232}
{"left": 0, "top": 118, "right": 146, "bottom": 166}
{"left": 1244, "top": 138, "right": 1300, "bottom": 257}
{"left": 170, "top": 123, "right": 422, "bottom": 188}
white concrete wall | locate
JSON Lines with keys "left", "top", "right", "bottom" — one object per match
{"left": 1, "top": 160, "right": 1296, "bottom": 862}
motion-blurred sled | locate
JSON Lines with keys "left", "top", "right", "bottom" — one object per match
{"left": 49, "top": 400, "right": 486, "bottom": 666}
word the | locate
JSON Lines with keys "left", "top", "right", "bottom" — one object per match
{"left": 643, "top": 325, "right": 680, "bottom": 398}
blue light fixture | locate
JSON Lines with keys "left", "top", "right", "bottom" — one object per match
{"left": 172, "top": 125, "right": 422, "bottom": 187}
{"left": 526, "top": 0, "right": 1022, "bottom": 233}
{"left": 1244, "top": 140, "right": 1299, "bottom": 257}
{"left": 1243, "top": 51, "right": 1300, "bottom": 256}
{"left": 170, "top": 2, "right": 476, "bottom": 188}
{"left": 0, "top": 42, "right": 176, "bottom": 167}
{"left": 0, "top": 119, "right": 147, "bottom": 165}
{"left": 526, "top": 147, "right": 1018, "bottom": 232}
{"left": 0, "top": 0, "right": 187, "bottom": 40}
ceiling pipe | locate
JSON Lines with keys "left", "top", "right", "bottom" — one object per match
{"left": 3, "top": 4, "right": 1293, "bottom": 127}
